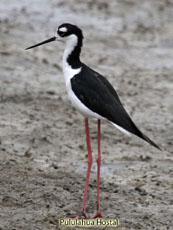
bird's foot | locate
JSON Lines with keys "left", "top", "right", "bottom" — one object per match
{"left": 91, "top": 211, "right": 104, "bottom": 219}
{"left": 73, "top": 211, "right": 88, "bottom": 219}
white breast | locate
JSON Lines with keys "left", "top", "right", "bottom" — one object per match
{"left": 64, "top": 60, "right": 102, "bottom": 118}
{"left": 61, "top": 33, "right": 131, "bottom": 136}
{"left": 66, "top": 78, "right": 103, "bottom": 118}
{"left": 62, "top": 34, "right": 102, "bottom": 118}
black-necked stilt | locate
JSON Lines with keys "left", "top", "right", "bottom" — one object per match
{"left": 26, "top": 23, "right": 161, "bottom": 218}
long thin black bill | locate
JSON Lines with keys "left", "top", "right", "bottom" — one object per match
{"left": 25, "top": 36, "right": 56, "bottom": 50}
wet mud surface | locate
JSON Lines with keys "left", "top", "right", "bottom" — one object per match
{"left": 0, "top": 0, "right": 173, "bottom": 229}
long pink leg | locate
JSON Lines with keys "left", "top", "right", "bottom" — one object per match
{"left": 75, "top": 118, "right": 93, "bottom": 218}
{"left": 92, "top": 119, "right": 103, "bottom": 218}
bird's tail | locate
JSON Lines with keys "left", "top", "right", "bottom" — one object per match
{"left": 110, "top": 113, "right": 161, "bottom": 150}
{"left": 112, "top": 119, "right": 161, "bottom": 150}
{"left": 139, "top": 132, "right": 161, "bottom": 150}
{"left": 130, "top": 121, "right": 161, "bottom": 151}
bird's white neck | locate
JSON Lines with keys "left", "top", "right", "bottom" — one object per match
{"left": 62, "top": 34, "right": 82, "bottom": 82}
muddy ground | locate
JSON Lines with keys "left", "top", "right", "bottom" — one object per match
{"left": 0, "top": 0, "right": 172, "bottom": 229}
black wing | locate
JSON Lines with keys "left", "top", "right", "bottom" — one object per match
{"left": 71, "top": 64, "right": 160, "bottom": 150}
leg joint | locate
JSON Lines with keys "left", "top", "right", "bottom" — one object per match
{"left": 88, "top": 156, "right": 93, "bottom": 165}
{"left": 96, "top": 156, "right": 101, "bottom": 164}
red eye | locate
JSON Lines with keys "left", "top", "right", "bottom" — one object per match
{"left": 58, "top": 31, "right": 65, "bottom": 37}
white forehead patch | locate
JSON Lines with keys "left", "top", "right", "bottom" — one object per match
{"left": 59, "top": 27, "right": 67, "bottom": 32}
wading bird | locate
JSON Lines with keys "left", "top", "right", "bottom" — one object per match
{"left": 26, "top": 23, "right": 160, "bottom": 218}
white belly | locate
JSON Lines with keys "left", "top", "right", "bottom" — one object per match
{"left": 62, "top": 46, "right": 102, "bottom": 119}
{"left": 66, "top": 80, "right": 103, "bottom": 119}
{"left": 61, "top": 35, "right": 130, "bottom": 135}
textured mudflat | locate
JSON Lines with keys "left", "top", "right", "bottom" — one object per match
{"left": 0, "top": 0, "right": 172, "bottom": 229}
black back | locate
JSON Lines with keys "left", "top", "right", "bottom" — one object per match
{"left": 71, "top": 64, "right": 161, "bottom": 150}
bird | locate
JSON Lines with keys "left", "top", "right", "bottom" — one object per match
{"left": 26, "top": 23, "right": 161, "bottom": 219}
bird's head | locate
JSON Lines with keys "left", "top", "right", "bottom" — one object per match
{"left": 57, "top": 23, "right": 83, "bottom": 41}
{"left": 25, "top": 23, "right": 83, "bottom": 50}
